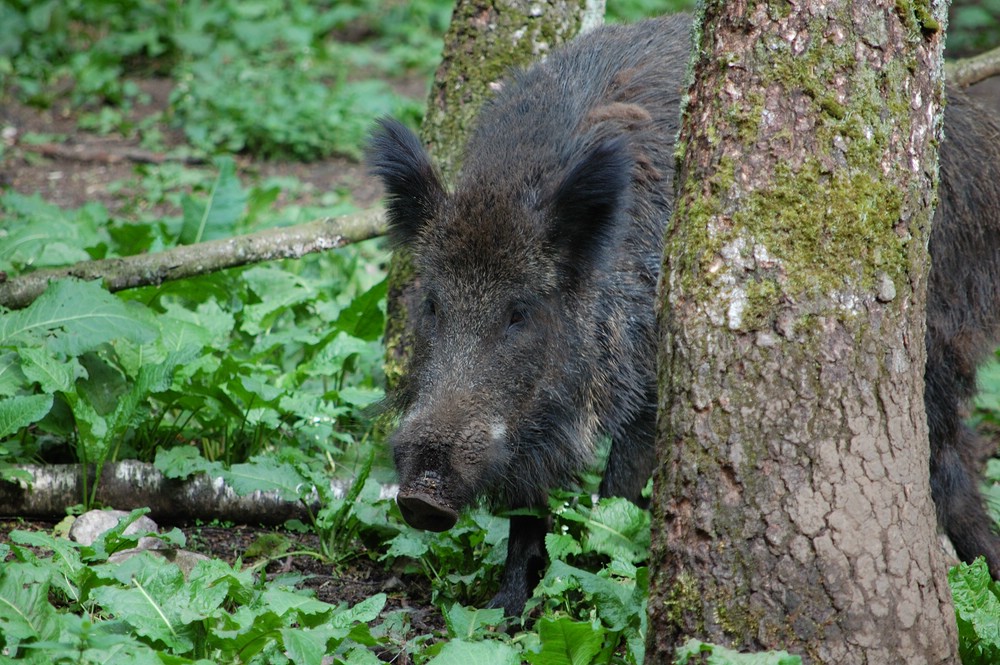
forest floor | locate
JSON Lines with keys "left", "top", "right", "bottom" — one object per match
{"left": 5, "top": 63, "right": 1000, "bottom": 652}
{"left": 0, "top": 71, "right": 449, "bottom": 642}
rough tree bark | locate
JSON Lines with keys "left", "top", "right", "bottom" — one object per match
{"left": 647, "top": 2, "right": 957, "bottom": 663}
{"left": 382, "top": 0, "right": 604, "bottom": 387}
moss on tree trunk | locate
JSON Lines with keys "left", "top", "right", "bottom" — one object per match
{"left": 647, "top": 1, "right": 958, "bottom": 662}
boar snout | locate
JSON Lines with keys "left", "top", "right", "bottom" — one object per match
{"left": 396, "top": 491, "right": 459, "bottom": 532}
{"left": 397, "top": 471, "right": 460, "bottom": 532}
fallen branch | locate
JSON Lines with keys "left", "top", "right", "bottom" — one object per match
{"left": 0, "top": 208, "right": 386, "bottom": 310}
{"left": 947, "top": 44, "right": 1000, "bottom": 88}
{"left": 20, "top": 141, "right": 209, "bottom": 166}
{"left": 0, "top": 461, "right": 398, "bottom": 525}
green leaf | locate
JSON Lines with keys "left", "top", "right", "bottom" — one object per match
{"left": 525, "top": 617, "right": 605, "bottom": 665}
{"left": 241, "top": 266, "right": 314, "bottom": 335}
{"left": 382, "top": 531, "right": 430, "bottom": 560}
{"left": 281, "top": 626, "right": 328, "bottom": 665}
{"left": 341, "top": 645, "right": 383, "bottom": 665}
{"left": 335, "top": 278, "right": 387, "bottom": 341}
{"left": 545, "top": 532, "right": 583, "bottom": 560}
{"left": 674, "top": 639, "right": 802, "bottom": 665}
{"left": 331, "top": 593, "right": 386, "bottom": 627}
{"left": 0, "top": 279, "right": 157, "bottom": 356}
{"left": 949, "top": 558, "right": 1000, "bottom": 665}
{"left": 582, "top": 497, "right": 650, "bottom": 563}
{"left": 19, "top": 347, "right": 81, "bottom": 392}
{"left": 0, "top": 351, "right": 26, "bottom": 397}
{"left": 425, "top": 638, "right": 520, "bottom": 665}
{"left": 0, "top": 393, "right": 53, "bottom": 439}
{"left": 179, "top": 156, "right": 247, "bottom": 244}
{"left": 443, "top": 604, "right": 505, "bottom": 640}
{"left": 538, "top": 561, "right": 635, "bottom": 632}
{"left": 261, "top": 588, "right": 333, "bottom": 618}
{"left": 89, "top": 553, "right": 193, "bottom": 653}
{"left": 220, "top": 458, "right": 308, "bottom": 502}
{"left": 154, "top": 446, "right": 220, "bottom": 480}
{"left": 0, "top": 562, "right": 60, "bottom": 644}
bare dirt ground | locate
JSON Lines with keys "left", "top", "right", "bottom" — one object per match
{"left": 0, "top": 77, "right": 386, "bottom": 216}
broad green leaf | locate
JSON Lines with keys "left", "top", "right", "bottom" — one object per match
{"left": 307, "top": 332, "right": 372, "bottom": 376}
{"left": 674, "top": 639, "right": 802, "bottom": 665}
{"left": 949, "top": 558, "right": 1000, "bottom": 665}
{"left": 331, "top": 593, "right": 386, "bottom": 628}
{"left": 341, "top": 646, "right": 383, "bottom": 665}
{"left": 179, "top": 156, "right": 247, "bottom": 244}
{"left": 0, "top": 562, "right": 61, "bottom": 644}
{"left": 0, "top": 279, "right": 156, "bottom": 356}
{"left": 425, "top": 638, "right": 520, "bottom": 665}
{"left": 335, "top": 278, "right": 387, "bottom": 341}
{"left": 0, "top": 193, "right": 105, "bottom": 271}
{"left": 538, "top": 561, "right": 635, "bottom": 632}
{"left": 546, "top": 532, "right": 583, "bottom": 560}
{"left": 337, "top": 386, "right": 384, "bottom": 408}
{"left": 443, "top": 604, "right": 505, "bottom": 640}
{"left": 282, "top": 626, "right": 327, "bottom": 665}
{"left": 0, "top": 393, "right": 53, "bottom": 439}
{"left": 0, "top": 351, "right": 26, "bottom": 396}
{"left": 19, "top": 346, "right": 81, "bottom": 393}
{"left": 261, "top": 588, "right": 332, "bottom": 618}
{"left": 525, "top": 617, "right": 605, "bottom": 665}
{"left": 89, "top": 553, "right": 193, "bottom": 653}
{"left": 155, "top": 446, "right": 221, "bottom": 480}
{"left": 241, "top": 266, "right": 314, "bottom": 335}
{"left": 382, "top": 531, "right": 429, "bottom": 560}
{"left": 583, "top": 497, "right": 650, "bottom": 563}
{"left": 221, "top": 458, "right": 307, "bottom": 501}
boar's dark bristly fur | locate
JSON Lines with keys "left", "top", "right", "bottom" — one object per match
{"left": 367, "top": 14, "right": 689, "bottom": 614}
{"left": 367, "top": 12, "right": 1000, "bottom": 616}
{"left": 928, "top": 89, "right": 1000, "bottom": 577}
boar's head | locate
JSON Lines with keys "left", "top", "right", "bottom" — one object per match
{"left": 366, "top": 118, "right": 633, "bottom": 532}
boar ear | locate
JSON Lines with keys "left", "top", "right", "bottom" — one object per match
{"left": 548, "top": 137, "right": 633, "bottom": 278}
{"left": 366, "top": 118, "right": 445, "bottom": 246}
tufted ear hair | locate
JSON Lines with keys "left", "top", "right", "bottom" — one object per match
{"left": 366, "top": 118, "right": 445, "bottom": 247}
{"left": 547, "top": 137, "right": 633, "bottom": 281}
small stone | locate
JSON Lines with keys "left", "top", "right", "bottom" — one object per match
{"left": 69, "top": 509, "right": 161, "bottom": 549}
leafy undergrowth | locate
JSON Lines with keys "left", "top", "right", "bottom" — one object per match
{"left": 0, "top": 0, "right": 439, "bottom": 159}
{"left": 0, "top": 493, "right": 657, "bottom": 664}
{"left": 3, "top": 1, "right": 1000, "bottom": 663}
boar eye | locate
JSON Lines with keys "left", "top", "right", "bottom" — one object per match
{"left": 423, "top": 298, "right": 439, "bottom": 326}
{"left": 507, "top": 309, "right": 527, "bottom": 333}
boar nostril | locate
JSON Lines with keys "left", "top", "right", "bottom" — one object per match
{"left": 397, "top": 492, "right": 459, "bottom": 532}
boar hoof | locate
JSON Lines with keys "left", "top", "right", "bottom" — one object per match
{"left": 397, "top": 492, "right": 459, "bottom": 532}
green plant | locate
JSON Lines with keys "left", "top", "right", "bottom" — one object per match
{"left": 0, "top": 0, "right": 444, "bottom": 159}
{"left": 950, "top": 558, "right": 1000, "bottom": 664}
{"left": 674, "top": 640, "right": 802, "bottom": 665}
{"left": 0, "top": 509, "right": 397, "bottom": 663}
{"left": 0, "top": 160, "right": 388, "bottom": 506}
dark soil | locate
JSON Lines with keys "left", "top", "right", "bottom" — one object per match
{"left": 0, "top": 77, "right": 386, "bottom": 217}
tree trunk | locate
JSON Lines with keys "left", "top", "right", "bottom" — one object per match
{"left": 647, "top": 2, "right": 957, "bottom": 663}
{"left": 383, "top": 0, "right": 604, "bottom": 388}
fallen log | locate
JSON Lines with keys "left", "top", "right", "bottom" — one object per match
{"left": 0, "top": 460, "right": 398, "bottom": 525}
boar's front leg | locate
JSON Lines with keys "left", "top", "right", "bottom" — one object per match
{"left": 488, "top": 514, "right": 549, "bottom": 616}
